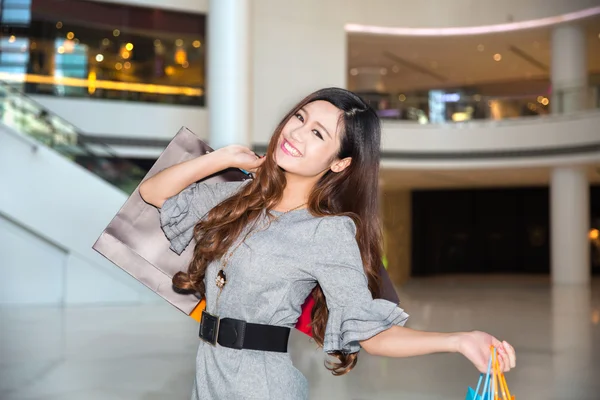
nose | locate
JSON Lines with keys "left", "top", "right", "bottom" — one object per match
{"left": 289, "top": 126, "right": 307, "bottom": 143}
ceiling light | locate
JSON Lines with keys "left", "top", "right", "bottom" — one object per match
{"left": 183, "top": 61, "right": 189, "bottom": 68}
{"left": 493, "top": 53, "right": 502, "bottom": 61}
{"left": 113, "top": 29, "right": 120, "bottom": 37}
{"left": 66, "top": 32, "right": 74, "bottom": 40}
{"left": 8, "top": 35, "right": 15, "bottom": 43}
{"left": 125, "top": 43, "right": 134, "bottom": 51}
{"left": 115, "top": 62, "right": 123, "bottom": 70}
{"left": 380, "top": 68, "right": 387, "bottom": 75}
{"left": 193, "top": 40, "right": 201, "bottom": 48}
{"left": 95, "top": 54, "right": 104, "bottom": 62}
{"left": 392, "top": 65, "right": 400, "bottom": 73}
{"left": 398, "top": 94, "right": 406, "bottom": 101}
{"left": 350, "top": 68, "right": 358, "bottom": 76}
{"left": 477, "top": 44, "right": 484, "bottom": 51}
{"left": 541, "top": 98, "right": 549, "bottom": 106}
{"left": 344, "top": 7, "right": 600, "bottom": 36}
{"left": 56, "top": 21, "right": 63, "bottom": 29}
{"left": 537, "top": 96, "right": 544, "bottom": 103}
{"left": 124, "top": 62, "right": 131, "bottom": 69}
{"left": 175, "top": 39, "right": 183, "bottom": 47}
{"left": 474, "top": 94, "right": 481, "bottom": 101}
{"left": 57, "top": 46, "right": 65, "bottom": 54}
{"left": 63, "top": 41, "right": 75, "bottom": 52}
{"left": 102, "top": 38, "right": 110, "bottom": 46}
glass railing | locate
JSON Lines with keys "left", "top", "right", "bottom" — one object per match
{"left": 361, "top": 86, "right": 599, "bottom": 124}
{"left": 0, "top": 81, "right": 147, "bottom": 194}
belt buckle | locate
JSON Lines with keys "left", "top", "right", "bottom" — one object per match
{"left": 199, "top": 310, "right": 221, "bottom": 346}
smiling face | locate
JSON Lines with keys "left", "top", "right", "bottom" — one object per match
{"left": 274, "top": 100, "right": 351, "bottom": 179}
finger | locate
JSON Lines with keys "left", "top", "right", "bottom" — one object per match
{"left": 491, "top": 336, "right": 503, "bottom": 348}
{"left": 496, "top": 346, "right": 506, "bottom": 365}
{"left": 242, "top": 148, "right": 259, "bottom": 158}
{"left": 503, "top": 341, "right": 516, "bottom": 368}
{"left": 501, "top": 341, "right": 514, "bottom": 366}
{"left": 248, "top": 157, "right": 267, "bottom": 172}
{"left": 498, "top": 352, "right": 509, "bottom": 372}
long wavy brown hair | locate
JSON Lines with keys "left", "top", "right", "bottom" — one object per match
{"left": 173, "top": 88, "right": 383, "bottom": 375}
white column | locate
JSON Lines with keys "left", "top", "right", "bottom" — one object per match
{"left": 550, "top": 24, "right": 588, "bottom": 113}
{"left": 551, "top": 285, "right": 593, "bottom": 397}
{"left": 550, "top": 166, "right": 590, "bottom": 285}
{"left": 208, "top": 0, "right": 251, "bottom": 149}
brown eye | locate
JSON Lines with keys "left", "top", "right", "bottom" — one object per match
{"left": 295, "top": 113, "right": 304, "bottom": 123}
{"left": 313, "top": 130, "right": 323, "bottom": 140}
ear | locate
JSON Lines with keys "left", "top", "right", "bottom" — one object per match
{"left": 330, "top": 157, "right": 352, "bottom": 173}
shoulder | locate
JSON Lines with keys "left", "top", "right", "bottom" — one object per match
{"left": 313, "top": 215, "right": 357, "bottom": 242}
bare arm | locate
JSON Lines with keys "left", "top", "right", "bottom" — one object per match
{"left": 139, "top": 145, "right": 265, "bottom": 208}
{"left": 360, "top": 326, "right": 516, "bottom": 373}
{"left": 360, "top": 325, "right": 458, "bottom": 357}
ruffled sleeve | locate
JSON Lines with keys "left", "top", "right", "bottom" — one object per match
{"left": 310, "top": 216, "right": 409, "bottom": 354}
{"left": 159, "top": 180, "right": 249, "bottom": 255}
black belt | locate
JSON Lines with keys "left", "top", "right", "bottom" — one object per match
{"left": 199, "top": 311, "right": 290, "bottom": 353}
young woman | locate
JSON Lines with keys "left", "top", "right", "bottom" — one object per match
{"left": 139, "top": 88, "right": 516, "bottom": 399}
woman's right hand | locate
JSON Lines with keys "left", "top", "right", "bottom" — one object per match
{"left": 216, "top": 145, "right": 266, "bottom": 173}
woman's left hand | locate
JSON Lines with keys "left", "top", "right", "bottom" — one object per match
{"left": 455, "top": 331, "right": 516, "bottom": 373}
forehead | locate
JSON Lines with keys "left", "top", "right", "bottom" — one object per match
{"left": 303, "top": 100, "right": 343, "bottom": 135}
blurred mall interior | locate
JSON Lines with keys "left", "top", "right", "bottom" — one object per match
{"left": 1, "top": 0, "right": 600, "bottom": 399}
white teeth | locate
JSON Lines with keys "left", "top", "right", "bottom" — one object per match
{"left": 284, "top": 141, "right": 301, "bottom": 157}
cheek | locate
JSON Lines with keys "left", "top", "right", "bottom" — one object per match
{"left": 305, "top": 143, "right": 336, "bottom": 168}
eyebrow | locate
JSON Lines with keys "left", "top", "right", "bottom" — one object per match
{"left": 300, "top": 107, "right": 332, "bottom": 139}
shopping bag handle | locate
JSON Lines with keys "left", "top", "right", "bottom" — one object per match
{"left": 474, "top": 345, "right": 495, "bottom": 396}
{"left": 493, "top": 351, "right": 513, "bottom": 400}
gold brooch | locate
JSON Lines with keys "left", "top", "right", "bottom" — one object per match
{"left": 216, "top": 269, "right": 227, "bottom": 289}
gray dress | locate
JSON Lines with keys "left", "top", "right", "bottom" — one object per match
{"left": 159, "top": 180, "right": 409, "bottom": 400}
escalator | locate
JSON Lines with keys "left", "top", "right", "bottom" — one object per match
{"left": 0, "top": 81, "right": 147, "bottom": 193}
{"left": 0, "top": 81, "right": 159, "bottom": 306}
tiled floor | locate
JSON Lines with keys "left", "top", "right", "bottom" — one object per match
{"left": 1, "top": 275, "right": 599, "bottom": 399}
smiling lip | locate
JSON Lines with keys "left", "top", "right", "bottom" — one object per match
{"left": 281, "top": 139, "right": 302, "bottom": 157}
